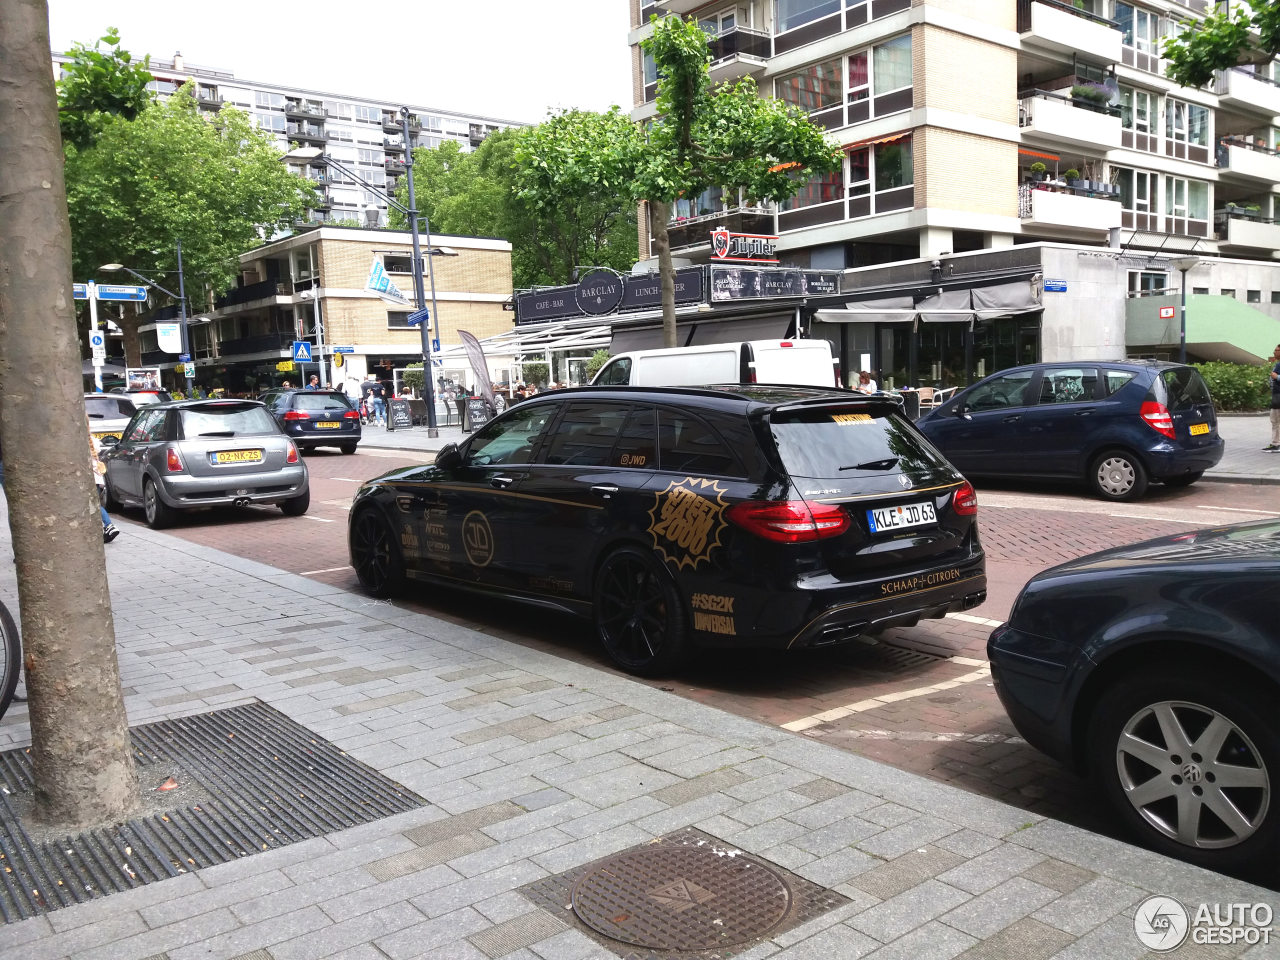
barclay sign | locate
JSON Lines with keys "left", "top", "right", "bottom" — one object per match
{"left": 710, "top": 228, "right": 778, "bottom": 264}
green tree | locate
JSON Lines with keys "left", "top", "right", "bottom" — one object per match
{"left": 1163, "top": 1, "right": 1280, "bottom": 89}
{"left": 56, "top": 27, "right": 153, "bottom": 149}
{"left": 516, "top": 16, "right": 843, "bottom": 347}
{"left": 1, "top": 0, "right": 139, "bottom": 830}
{"left": 584, "top": 349, "right": 611, "bottom": 380}
{"left": 63, "top": 84, "right": 315, "bottom": 364}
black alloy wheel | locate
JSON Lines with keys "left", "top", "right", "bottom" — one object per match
{"left": 1089, "top": 667, "right": 1278, "bottom": 876}
{"left": 143, "top": 478, "right": 175, "bottom": 529}
{"left": 593, "top": 546, "right": 687, "bottom": 677}
{"left": 349, "top": 507, "right": 405, "bottom": 598}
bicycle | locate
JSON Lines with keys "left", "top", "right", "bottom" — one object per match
{"left": 0, "top": 596, "right": 20, "bottom": 720}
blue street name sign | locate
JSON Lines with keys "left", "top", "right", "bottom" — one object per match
{"left": 73, "top": 283, "right": 88, "bottom": 300}
{"left": 406, "top": 308, "right": 430, "bottom": 327}
{"left": 1044, "top": 279, "right": 1068, "bottom": 293}
{"left": 96, "top": 284, "right": 149, "bottom": 301}
{"left": 332, "top": 346, "right": 355, "bottom": 354}
{"left": 179, "top": 354, "right": 191, "bottom": 362}
{"left": 292, "top": 340, "right": 313, "bottom": 362}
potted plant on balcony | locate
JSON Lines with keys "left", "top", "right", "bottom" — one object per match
{"left": 1064, "top": 168, "right": 1082, "bottom": 189}
{"left": 1029, "top": 161, "right": 1047, "bottom": 183}
{"left": 1070, "top": 84, "right": 1110, "bottom": 112}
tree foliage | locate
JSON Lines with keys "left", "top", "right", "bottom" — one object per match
{"left": 392, "top": 126, "right": 637, "bottom": 288}
{"left": 1164, "top": 1, "right": 1280, "bottom": 89}
{"left": 56, "top": 28, "right": 153, "bottom": 149}
{"left": 63, "top": 85, "right": 316, "bottom": 363}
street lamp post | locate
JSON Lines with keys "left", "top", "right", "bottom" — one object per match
{"left": 1170, "top": 255, "right": 1200, "bottom": 364}
{"left": 282, "top": 115, "right": 442, "bottom": 437}
{"left": 101, "top": 242, "right": 193, "bottom": 394}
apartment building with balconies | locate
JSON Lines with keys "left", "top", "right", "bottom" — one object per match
{"left": 52, "top": 51, "right": 518, "bottom": 230}
{"left": 626, "top": 0, "right": 1280, "bottom": 385}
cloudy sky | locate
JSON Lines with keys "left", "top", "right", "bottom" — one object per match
{"left": 46, "top": 1, "right": 635, "bottom": 124}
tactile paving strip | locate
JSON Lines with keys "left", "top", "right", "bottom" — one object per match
{"left": 0, "top": 700, "right": 426, "bottom": 923}
{"left": 522, "top": 828, "right": 849, "bottom": 960}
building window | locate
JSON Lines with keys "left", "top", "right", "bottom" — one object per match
{"left": 1127, "top": 271, "right": 1169, "bottom": 296}
{"left": 1220, "top": 289, "right": 1235, "bottom": 298}
{"left": 776, "top": 58, "right": 842, "bottom": 114}
{"left": 387, "top": 311, "right": 413, "bottom": 329}
{"left": 355, "top": 105, "right": 381, "bottom": 123}
{"left": 875, "top": 135, "right": 913, "bottom": 191}
{"left": 698, "top": 9, "right": 737, "bottom": 34}
{"left": 1164, "top": 177, "right": 1208, "bottom": 235}
{"left": 1247, "top": 290, "right": 1261, "bottom": 303}
{"left": 1116, "top": 3, "right": 1160, "bottom": 56}
{"left": 357, "top": 148, "right": 381, "bottom": 165}
{"left": 1271, "top": 291, "right": 1280, "bottom": 304}
{"left": 255, "top": 91, "right": 285, "bottom": 110}
{"left": 848, "top": 147, "right": 869, "bottom": 197}
{"left": 1116, "top": 168, "right": 1153, "bottom": 214}
{"left": 1194, "top": 287, "right": 1210, "bottom": 295}
{"left": 256, "top": 113, "right": 286, "bottom": 133}
{"left": 848, "top": 51, "right": 868, "bottom": 103}
{"left": 1120, "top": 86, "right": 1152, "bottom": 134}
{"left": 777, "top": 0, "right": 840, "bottom": 33}
{"left": 323, "top": 101, "right": 353, "bottom": 120}
{"left": 780, "top": 170, "right": 843, "bottom": 210}
{"left": 1166, "top": 99, "right": 1208, "bottom": 147}
{"left": 873, "top": 34, "right": 912, "bottom": 95}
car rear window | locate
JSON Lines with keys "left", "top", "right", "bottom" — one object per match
{"left": 769, "top": 406, "right": 955, "bottom": 481}
{"left": 293, "top": 392, "right": 353, "bottom": 413}
{"left": 1159, "top": 367, "right": 1212, "bottom": 410}
{"left": 85, "top": 396, "right": 135, "bottom": 419}
{"left": 179, "top": 404, "right": 278, "bottom": 438}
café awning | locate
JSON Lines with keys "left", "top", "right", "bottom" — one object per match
{"left": 812, "top": 294, "right": 916, "bottom": 324}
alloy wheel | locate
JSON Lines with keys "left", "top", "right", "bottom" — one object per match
{"left": 594, "top": 550, "right": 682, "bottom": 675}
{"left": 351, "top": 510, "right": 402, "bottom": 597}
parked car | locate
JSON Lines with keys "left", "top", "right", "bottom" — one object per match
{"left": 348, "top": 385, "right": 986, "bottom": 675}
{"left": 989, "top": 519, "right": 1280, "bottom": 876}
{"left": 111, "top": 387, "right": 174, "bottom": 405}
{"left": 100, "top": 399, "right": 309, "bottom": 528}
{"left": 84, "top": 393, "right": 138, "bottom": 443}
{"left": 257, "top": 388, "right": 361, "bottom": 454}
{"left": 591, "top": 339, "right": 840, "bottom": 388}
{"left": 915, "top": 360, "right": 1223, "bottom": 501}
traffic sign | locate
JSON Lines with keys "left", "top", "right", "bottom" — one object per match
{"left": 74, "top": 283, "right": 89, "bottom": 300}
{"left": 292, "top": 340, "right": 313, "bottom": 362}
{"left": 95, "top": 284, "right": 149, "bottom": 302}
{"left": 182, "top": 362, "right": 195, "bottom": 378}
{"left": 332, "top": 346, "right": 355, "bottom": 354}
{"left": 406, "top": 308, "right": 430, "bottom": 327}
{"left": 179, "top": 353, "right": 191, "bottom": 362}
{"left": 90, "top": 332, "right": 106, "bottom": 363}
{"left": 432, "top": 338, "right": 440, "bottom": 353}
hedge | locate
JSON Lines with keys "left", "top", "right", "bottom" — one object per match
{"left": 1192, "top": 361, "right": 1270, "bottom": 411}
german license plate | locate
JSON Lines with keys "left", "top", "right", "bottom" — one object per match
{"left": 211, "top": 449, "right": 263, "bottom": 465}
{"left": 316, "top": 421, "right": 340, "bottom": 429}
{"left": 867, "top": 501, "right": 936, "bottom": 533}
{"left": 1188, "top": 423, "right": 1209, "bottom": 436}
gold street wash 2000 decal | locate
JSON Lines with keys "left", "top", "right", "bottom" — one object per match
{"left": 648, "top": 478, "right": 727, "bottom": 571}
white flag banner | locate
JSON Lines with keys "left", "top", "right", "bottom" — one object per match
{"left": 365, "top": 258, "right": 410, "bottom": 304}
{"left": 156, "top": 322, "right": 183, "bottom": 354}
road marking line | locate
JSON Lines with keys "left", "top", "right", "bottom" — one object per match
{"left": 945, "top": 612, "right": 1003, "bottom": 628}
{"left": 301, "top": 515, "right": 333, "bottom": 523}
{"left": 333, "top": 478, "right": 364, "bottom": 482}
{"left": 781, "top": 660, "right": 992, "bottom": 732}
{"left": 829, "top": 728, "right": 1026, "bottom": 745}
{"left": 1197, "top": 505, "right": 1277, "bottom": 516}
{"left": 300, "top": 566, "right": 349, "bottom": 576}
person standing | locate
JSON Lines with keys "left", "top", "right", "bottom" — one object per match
{"left": 305, "top": 374, "right": 320, "bottom": 391}
{"left": 87, "top": 418, "right": 119, "bottom": 543}
{"left": 367, "top": 377, "right": 386, "bottom": 426}
{"left": 1266, "top": 345, "right": 1280, "bottom": 452}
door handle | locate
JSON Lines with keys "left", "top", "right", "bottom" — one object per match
{"left": 591, "top": 484, "right": 619, "bottom": 499}
{"left": 489, "top": 475, "right": 514, "bottom": 489}
{"left": 1002, "top": 415, "right": 1021, "bottom": 423}
{"left": 1074, "top": 410, "right": 1094, "bottom": 416}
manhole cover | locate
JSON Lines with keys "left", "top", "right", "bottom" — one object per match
{"left": 571, "top": 842, "right": 792, "bottom": 951}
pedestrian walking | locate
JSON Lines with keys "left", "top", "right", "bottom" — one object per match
{"left": 1266, "top": 345, "right": 1280, "bottom": 452}
{"left": 305, "top": 375, "right": 320, "bottom": 391}
{"left": 88, "top": 418, "right": 119, "bottom": 544}
{"left": 363, "top": 375, "right": 386, "bottom": 426}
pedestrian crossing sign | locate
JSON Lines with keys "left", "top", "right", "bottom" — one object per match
{"left": 292, "top": 340, "right": 313, "bottom": 362}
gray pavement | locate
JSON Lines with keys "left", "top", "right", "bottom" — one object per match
{"left": 364, "top": 408, "right": 1280, "bottom": 485}
{"left": 0, "top": 499, "right": 1277, "bottom": 957}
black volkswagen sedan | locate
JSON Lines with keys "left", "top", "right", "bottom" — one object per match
{"left": 989, "top": 519, "right": 1280, "bottom": 876}
{"left": 348, "top": 385, "right": 986, "bottom": 675}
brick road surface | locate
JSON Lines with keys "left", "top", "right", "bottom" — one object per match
{"left": 109, "top": 449, "right": 1273, "bottom": 849}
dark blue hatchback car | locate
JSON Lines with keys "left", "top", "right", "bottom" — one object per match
{"left": 915, "top": 360, "right": 1223, "bottom": 501}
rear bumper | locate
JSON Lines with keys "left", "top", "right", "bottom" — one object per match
{"left": 155, "top": 466, "right": 308, "bottom": 509}
{"left": 284, "top": 424, "right": 361, "bottom": 446}
{"left": 1144, "top": 437, "right": 1224, "bottom": 478}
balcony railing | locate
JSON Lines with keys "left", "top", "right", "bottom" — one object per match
{"left": 1016, "top": 0, "right": 1118, "bottom": 33}
{"left": 288, "top": 124, "right": 328, "bottom": 143}
{"left": 707, "top": 26, "right": 770, "bottom": 64}
{"left": 658, "top": 208, "right": 774, "bottom": 252}
{"left": 218, "top": 333, "right": 292, "bottom": 356}
{"left": 214, "top": 279, "right": 286, "bottom": 310}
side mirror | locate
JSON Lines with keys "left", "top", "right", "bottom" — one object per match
{"left": 98, "top": 435, "right": 119, "bottom": 446}
{"left": 434, "top": 442, "right": 462, "bottom": 471}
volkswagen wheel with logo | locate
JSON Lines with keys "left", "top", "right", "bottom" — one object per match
{"left": 347, "top": 385, "right": 985, "bottom": 675}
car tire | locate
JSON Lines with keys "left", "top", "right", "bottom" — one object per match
{"left": 1089, "top": 449, "right": 1148, "bottom": 501}
{"left": 280, "top": 489, "right": 310, "bottom": 516}
{"left": 1162, "top": 471, "right": 1203, "bottom": 488}
{"left": 340, "top": 443, "right": 358, "bottom": 455}
{"left": 592, "top": 546, "right": 688, "bottom": 677}
{"left": 101, "top": 479, "right": 120, "bottom": 512}
{"left": 143, "top": 478, "right": 174, "bottom": 529}
{"left": 1089, "top": 667, "right": 1279, "bottom": 875}
{"left": 349, "top": 507, "right": 405, "bottom": 598}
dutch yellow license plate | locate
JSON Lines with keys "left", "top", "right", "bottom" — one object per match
{"left": 1189, "top": 423, "right": 1210, "bottom": 436}
{"left": 212, "top": 449, "right": 263, "bottom": 464}
{"left": 316, "top": 421, "right": 340, "bottom": 429}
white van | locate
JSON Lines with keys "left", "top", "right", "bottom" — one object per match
{"left": 591, "top": 339, "right": 840, "bottom": 388}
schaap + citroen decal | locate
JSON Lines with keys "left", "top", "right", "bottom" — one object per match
{"left": 648, "top": 477, "right": 727, "bottom": 570}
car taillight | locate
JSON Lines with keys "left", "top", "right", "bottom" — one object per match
{"left": 779, "top": 341, "right": 793, "bottom": 347}
{"left": 952, "top": 481, "right": 978, "bottom": 516}
{"left": 283, "top": 410, "right": 309, "bottom": 421}
{"left": 726, "top": 500, "right": 850, "bottom": 543}
{"left": 286, "top": 442, "right": 299, "bottom": 464}
{"left": 165, "top": 447, "right": 184, "bottom": 472}
{"left": 343, "top": 410, "right": 360, "bottom": 419}
{"left": 1140, "top": 400, "right": 1176, "bottom": 439}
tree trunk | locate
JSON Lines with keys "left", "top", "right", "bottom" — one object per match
{"left": 650, "top": 199, "right": 677, "bottom": 348}
{"left": 119, "top": 310, "right": 142, "bottom": 369}
{"left": 0, "top": 0, "right": 139, "bottom": 829}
